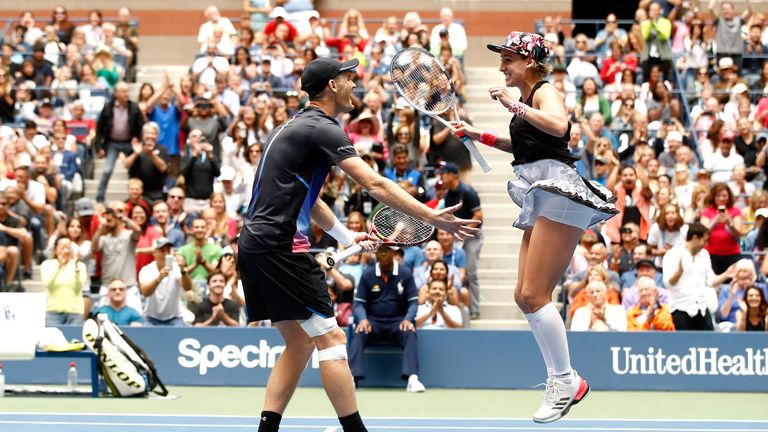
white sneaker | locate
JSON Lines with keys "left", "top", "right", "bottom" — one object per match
{"left": 532, "top": 371, "right": 590, "bottom": 424}
{"left": 406, "top": 374, "right": 426, "bottom": 393}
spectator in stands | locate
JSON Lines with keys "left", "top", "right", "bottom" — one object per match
{"left": 709, "top": 0, "right": 752, "bottom": 66}
{"left": 414, "top": 240, "right": 462, "bottom": 292}
{"left": 705, "top": 131, "right": 743, "bottom": 183}
{"left": 640, "top": 2, "right": 673, "bottom": 82}
{"left": 429, "top": 7, "right": 467, "bottom": 58}
{"left": 566, "top": 42, "right": 600, "bottom": 87}
{"left": 45, "top": 217, "right": 93, "bottom": 288}
{"left": 51, "top": 6, "right": 74, "bottom": 45}
{"left": 79, "top": 9, "right": 104, "bottom": 51}
{"left": 92, "top": 46, "right": 123, "bottom": 89}
{"left": 647, "top": 203, "right": 688, "bottom": 267}
{"left": 93, "top": 278, "right": 143, "bottom": 326}
{"left": 0, "top": 191, "right": 30, "bottom": 285}
{"left": 621, "top": 256, "right": 669, "bottom": 306}
{"left": 206, "top": 193, "right": 237, "bottom": 244}
{"left": 243, "top": 0, "right": 272, "bottom": 32}
{"left": 647, "top": 80, "right": 681, "bottom": 124}
{"left": 663, "top": 222, "right": 730, "bottom": 330}
{"left": 11, "top": 165, "right": 49, "bottom": 261}
{"left": 575, "top": 78, "right": 610, "bottom": 126}
{"left": 736, "top": 285, "right": 768, "bottom": 331}
{"left": 570, "top": 280, "right": 627, "bottom": 331}
{"left": 216, "top": 167, "right": 246, "bottom": 216}
{"left": 95, "top": 81, "right": 144, "bottom": 203}
{"left": 19, "top": 11, "right": 44, "bottom": 47}
{"left": 728, "top": 164, "right": 754, "bottom": 210}
{"left": 150, "top": 200, "right": 185, "bottom": 249}
{"left": 145, "top": 73, "right": 184, "bottom": 176}
{"left": 93, "top": 207, "right": 142, "bottom": 313}
{"left": 191, "top": 41, "right": 230, "bottom": 89}
{"left": 263, "top": 7, "right": 298, "bottom": 44}
{"left": 123, "top": 178, "right": 151, "bottom": 219}
{"left": 594, "top": 13, "right": 627, "bottom": 56}
{"left": 122, "top": 123, "right": 169, "bottom": 201}
{"left": 438, "top": 162, "right": 483, "bottom": 318}
{"left": 42, "top": 236, "right": 88, "bottom": 326}
{"left": 131, "top": 203, "right": 161, "bottom": 278}
{"left": 197, "top": 6, "right": 238, "bottom": 50}
{"left": 350, "top": 245, "right": 424, "bottom": 392}
{"left": 383, "top": 144, "right": 423, "bottom": 190}
{"left": 627, "top": 276, "right": 675, "bottom": 331}
{"left": 607, "top": 165, "right": 652, "bottom": 243}
{"left": 181, "top": 129, "right": 220, "bottom": 215}
{"left": 184, "top": 95, "right": 227, "bottom": 160}
{"left": 115, "top": 7, "right": 139, "bottom": 82}
{"left": 193, "top": 270, "right": 240, "bottom": 326}
{"left": 140, "top": 237, "right": 193, "bottom": 326}
{"left": 416, "top": 279, "right": 462, "bottom": 329}
{"left": 166, "top": 186, "right": 188, "bottom": 230}
{"left": 718, "top": 259, "right": 761, "bottom": 323}
{"left": 179, "top": 217, "right": 222, "bottom": 283}
{"left": 566, "top": 242, "right": 620, "bottom": 295}
{"left": 700, "top": 182, "right": 744, "bottom": 273}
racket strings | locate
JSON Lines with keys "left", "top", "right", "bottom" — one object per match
{"left": 373, "top": 208, "right": 434, "bottom": 245}
{"left": 391, "top": 51, "right": 453, "bottom": 114}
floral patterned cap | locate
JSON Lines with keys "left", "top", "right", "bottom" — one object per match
{"left": 487, "top": 31, "right": 550, "bottom": 63}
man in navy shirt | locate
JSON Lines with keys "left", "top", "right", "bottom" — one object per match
{"left": 439, "top": 162, "right": 484, "bottom": 319}
{"left": 237, "top": 57, "right": 478, "bottom": 432}
{"left": 349, "top": 246, "right": 423, "bottom": 392}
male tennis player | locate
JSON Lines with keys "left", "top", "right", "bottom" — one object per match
{"left": 238, "top": 57, "right": 479, "bottom": 432}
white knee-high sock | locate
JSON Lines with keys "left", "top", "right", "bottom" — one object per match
{"left": 526, "top": 313, "right": 554, "bottom": 379}
{"left": 527, "top": 302, "right": 572, "bottom": 381}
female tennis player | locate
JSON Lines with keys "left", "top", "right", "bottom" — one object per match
{"left": 451, "top": 32, "right": 619, "bottom": 423}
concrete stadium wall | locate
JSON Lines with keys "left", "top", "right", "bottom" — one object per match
{"left": 0, "top": 0, "right": 571, "bottom": 65}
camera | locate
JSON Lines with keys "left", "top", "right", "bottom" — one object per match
{"left": 718, "top": 206, "right": 726, "bottom": 215}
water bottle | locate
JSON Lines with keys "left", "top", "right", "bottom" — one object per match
{"left": 67, "top": 362, "right": 78, "bottom": 391}
{"left": 0, "top": 362, "right": 5, "bottom": 398}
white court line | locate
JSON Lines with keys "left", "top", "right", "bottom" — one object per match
{"left": 322, "top": 428, "right": 338, "bottom": 432}
{"left": 0, "top": 421, "right": 765, "bottom": 431}
{"left": 2, "top": 413, "right": 768, "bottom": 423}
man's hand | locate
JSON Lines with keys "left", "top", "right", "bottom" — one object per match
{"left": 355, "top": 319, "right": 371, "bottom": 334}
{"left": 430, "top": 203, "right": 481, "bottom": 241}
{"left": 351, "top": 232, "right": 377, "bottom": 251}
{"left": 212, "top": 303, "right": 225, "bottom": 317}
{"left": 158, "top": 265, "right": 171, "bottom": 280}
{"left": 195, "top": 248, "right": 204, "bottom": 264}
{"left": 399, "top": 319, "right": 415, "bottom": 332}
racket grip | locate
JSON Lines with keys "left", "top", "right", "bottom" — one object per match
{"left": 460, "top": 135, "right": 492, "bottom": 172}
{"left": 327, "top": 244, "right": 364, "bottom": 267}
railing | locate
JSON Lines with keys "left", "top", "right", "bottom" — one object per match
{"left": 0, "top": 16, "right": 139, "bottom": 43}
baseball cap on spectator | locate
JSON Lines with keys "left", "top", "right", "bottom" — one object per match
{"left": 717, "top": 57, "right": 737, "bottom": 72}
{"left": 394, "top": 98, "right": 411, "bottom": 110}
{"left": 436, "top": 162, "right": 459, "bottom": 175}
{"left": 635, "top": 259, "right": 656, "bottom": 270}
{"left": 218, "top": 166, "right": 236, "bottom": 182}
{"left": 544, "top": 33, "right": 559, "bottom": 44}
{"left": 301, "top": 57, "right": 359, "bottom": 99}
{"left": 755, "top": 208, "right": 768, "bottom": 219}
{"left": 221, "top": 246, "right": 235, "bottom": 256}
{"left": 374, "top": 33, "right": 388, "bottom": 44}
{"left": 40, "top": 98, "right": 53, "bottom": 108}
{"left": 16, "top": 152, "right": 32, "bottom": 167}
{"left": 722, "top": 130, "right": 735, "bottom": 142}
{"left": 348, "top": 112, "right": 381, "bottom": 135}
{"left": 95, "top": 46, "right": 113, "bottom": 59}
{"left": 269, "top": 6, "right": 287, "bottom": 19}
{"left": 439, "top": 28, "right": 449, "bottom": 37}
{"left": 732, "top": 83, "right": 749, "bottom": 95}
{"left": 153, "top": 237, "right": 172, "bottom": 250}
{"left": 31, "top": 135, "right": 49, "bottom": 150}
{"left": 666, "top": 131, "right": 683, "bottom": 142}
{"left": 75, "top": 197, "right": 95, "bottom": 216}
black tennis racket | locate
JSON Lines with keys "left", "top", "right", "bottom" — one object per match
{"left": 326, "top": 206, "right": 435, "bottom": 267}
{"left": 390, "top": 47, "right": 492, "bottom": 172}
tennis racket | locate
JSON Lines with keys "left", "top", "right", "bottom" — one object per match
{"left": 390, "top": 47, "right": 492, "bottom": 173}
{"left": 326, "top": 206, "right": 435, "bottom": 267}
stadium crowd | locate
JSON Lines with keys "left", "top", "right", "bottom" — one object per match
{"left": 0, "top": 0, "right": 767, "bottom": 337}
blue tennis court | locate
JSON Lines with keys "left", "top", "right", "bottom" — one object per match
{"left": 2, "top": 413, "right": 768, "bottom": 432}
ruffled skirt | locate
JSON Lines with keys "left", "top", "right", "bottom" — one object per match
{"left": 507, "top": 159, "right": 619, "bottom": 231}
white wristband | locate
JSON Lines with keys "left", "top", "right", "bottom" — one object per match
{"left": 327, "top": 219, "right": 356, "bottom": 247}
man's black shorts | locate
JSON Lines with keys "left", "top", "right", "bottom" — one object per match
{"left": 238, "top": 250, "right": 334, "bottom": 323}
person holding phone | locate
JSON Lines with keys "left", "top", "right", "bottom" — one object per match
{"left": 699, "top": 183, "right": 744, "bottom": 274}
{"left": 181, "top": 128, "right": 221, "bottom": 215}
{"left": 139, "top": 237, "right": 192, "bottom": 326}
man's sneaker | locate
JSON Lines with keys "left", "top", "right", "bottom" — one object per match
{"left": 532, "top": 371, "right": 590, "bottom": 424}
{"left": 406, "top": 374, "right": 426, "bottom": 393}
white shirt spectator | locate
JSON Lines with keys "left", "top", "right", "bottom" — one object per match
{"left": 416, "top": 301, "right": 462, "bottom": 329}
{"left": 192, "top": 55, "right": 230, "bottom": 88}
{"left": 24, "top": 27, "right": 45, "bottom": 46}
{"left": 429, "top": 23, "right": 468, "bottom": 57}
{"left": 662, "top": 244, "right": 716, "bottom": 317}
{"left": 218, "top": 88, "right": 241, "bottom": 119}
{"left": 0, "top": 179, "right": 47, "bottom": 209}
{"left": 197, "top": 18, "right": 237, "bottom": 46}
{"left": 566, "top": 56, "right": 599, "bottom": 82}
{"left": 646, "top": 223, "right": 688, "bottom": 267}
{"left": 570, "top": 304, "right": 628, "bottom": 331}
{"left": 704, "top": 150, "right": 743, "bottom": 183}
{"left": 139, "top": 261, "right": 186, "bottom": 321}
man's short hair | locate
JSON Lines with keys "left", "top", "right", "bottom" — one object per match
{"left": 391, "top": 144, "right": 409, "bottom": 157}
{"left": 686, "top": 222, "right": 709, "bottom": 241}
{"left": 207, "top": 269, "right": 225, "bottom": 284}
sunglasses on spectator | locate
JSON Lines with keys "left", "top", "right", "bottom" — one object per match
{"left": 168, "top": 195, "right": 184, "bottom": 200}
{"left": 109, "top": 287, "right": 126, "bottom": 292}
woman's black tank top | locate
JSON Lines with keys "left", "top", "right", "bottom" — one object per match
{"left": 508, "top": 81, "right": 579, "bottom": 166}
{"left": 746, "top": 316, "right": 767, "bottom": 331}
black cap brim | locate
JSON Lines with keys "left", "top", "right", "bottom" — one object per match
{"left": 487, "top": 44, "right": 504, "bottom": 53}
{"left": 338, "top": 58, "right": 360, "bottom": 73}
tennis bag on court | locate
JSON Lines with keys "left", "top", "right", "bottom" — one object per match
{"left": 82, "top": 314, "right": 169, "bottom": 397}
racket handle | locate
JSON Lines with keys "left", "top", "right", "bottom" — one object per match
{"left": 327, "top": 244, "right": 363, "bottom": 267}
{"left": 460, "top": 135, "right": 492, "bottom": 172}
